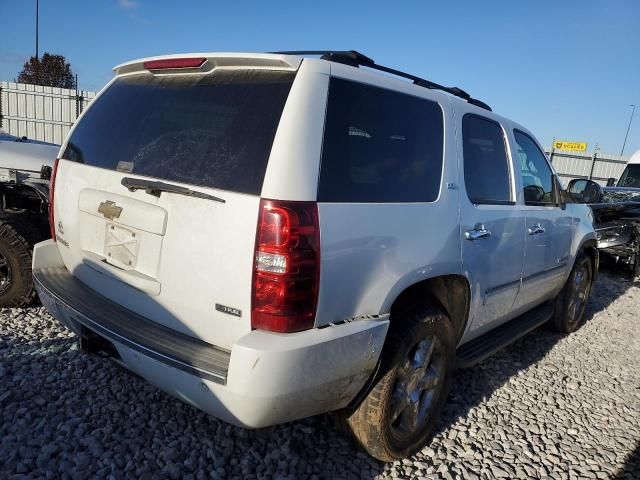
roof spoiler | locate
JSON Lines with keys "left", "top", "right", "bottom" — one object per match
{"left": 113, "top": 53, "right": 302, "bottom": 76}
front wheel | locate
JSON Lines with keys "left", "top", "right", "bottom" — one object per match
{"left": 342, "top": 305, "right": 455, "bottom": 461}
{"left": 552, "top": 253, "right": 593, "bottom": 333}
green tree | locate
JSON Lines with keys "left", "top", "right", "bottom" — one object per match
{"left": 16, "top": 53, "right": 75, "bottom": 88}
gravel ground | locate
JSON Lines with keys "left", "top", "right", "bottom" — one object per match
{"left": 1, "top": 268, "right": 639, "bottom": 480}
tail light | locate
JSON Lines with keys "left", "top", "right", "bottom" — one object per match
{"left": 49, "top": 158, "right": 59, "bottom": 240}
{"left": 251, "top": 199, "right": 320, "bottom": 333}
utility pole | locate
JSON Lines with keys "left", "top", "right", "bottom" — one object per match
{"left": 589, "top": 144, "right": 600, "bottom": 180}
{"left": 75, "top": 74, "right": 79, "bottom": 118}
{"left": 35, "top": 0, "right": 39, "bottom": 59}
{"left": 620, "top": 104, "right": 636, "bottom": 157}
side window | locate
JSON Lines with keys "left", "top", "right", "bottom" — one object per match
{"left": 462, "top": 115, "right": 512, "bottom": 204}
{"left": 514, "top": 130, "right": 556, "bottom": 205}
{"left": 318, "top": 78, "right": 444, "bottom": 202}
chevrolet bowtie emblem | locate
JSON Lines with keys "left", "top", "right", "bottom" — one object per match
{"left": 98, "top": 200, "right": 123, "bottom": 220}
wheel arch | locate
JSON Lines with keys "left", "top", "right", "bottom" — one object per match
{"left": 386, "top": 274, "right": 471, "bottom": 343}
{"left": 577, "top": 238, "right": 599, "bottom": 282}
{"left": 344, "top": 274, "right": 466, "bottom": 446}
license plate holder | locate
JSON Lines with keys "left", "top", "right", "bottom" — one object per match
{"left": 105, "top": 223, "right": 139, "bottom": 270}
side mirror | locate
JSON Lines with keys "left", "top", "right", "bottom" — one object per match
{"left": 566, "top": 178, "right": 603, "bottom": 204}
{"left": 550, "top": 174, "right": 575, "bottom": 206}
{"left": 606, "top": 178, "right": 616, "bottom": 187}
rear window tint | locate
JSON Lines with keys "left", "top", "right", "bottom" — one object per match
{"left": 318, "top": 78, "right": 444, "bottom": 203}
{"left": 63, "top": 70, "right": 295, "bottom": 195}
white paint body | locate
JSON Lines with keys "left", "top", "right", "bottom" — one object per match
{"left": 627, "top": 149, "right": 640, "bottom": 165}
{"left": 0, "top": 136, "right": 57, "bottom": 173}
{"left": 33, "top": 52, "right": 595, "bottom": 428}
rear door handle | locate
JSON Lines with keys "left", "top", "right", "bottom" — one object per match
{"left": 528, "top": 224, "right": 545, "bottom": 235}
{"left": 465, "top": 223, "right": 492, "bottom": 241}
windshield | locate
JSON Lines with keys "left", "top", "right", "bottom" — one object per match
{"left": 602, "top": 189, "right": 640, "bottom": 203}
{"left": 617, "top": 164, "right": 640, "bottom": 188}
{"left": 63, "top": 70, "right": 295, "bottom": 195}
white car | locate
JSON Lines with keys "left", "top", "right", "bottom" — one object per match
{"left": 0, "top": 129, "right": 56, "bottom": 305}
{"left": 33, "top": 51, "right": 597, "bottom": 460}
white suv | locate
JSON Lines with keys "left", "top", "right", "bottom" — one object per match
{"left": 33, "top": 51, "right": 597, "bottom": 460}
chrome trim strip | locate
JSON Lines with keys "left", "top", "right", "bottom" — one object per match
{"left": 521, "top": 262, "right": 568, "bottom": 285}
{"left": 484, "top": 279, "right": 521, "bottom": 305}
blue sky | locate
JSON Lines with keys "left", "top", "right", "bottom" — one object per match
{"left": 1, "top": 0, "right": 639, "bottom": 155}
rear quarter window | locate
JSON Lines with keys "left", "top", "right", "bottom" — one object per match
{"left": 318, "top": 78, "right": 444, "bottom": 203}
{"left": 63, "top": 70, "right": 295, "bottom": 195}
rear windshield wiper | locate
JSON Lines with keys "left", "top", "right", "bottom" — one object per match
{"left": 121, "top": 177, "right": 225, "bottom": 203}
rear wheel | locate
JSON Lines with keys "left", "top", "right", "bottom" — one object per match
{"left": 343, "top": 305, "right": 455, "bottom": 461}
{"left": 552, "top": 253, "right": 593, "bottom": 333}
{"left": 0, "top": 216, "right": 41, "bottom": 307}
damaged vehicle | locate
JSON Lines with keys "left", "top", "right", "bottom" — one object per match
{"left": 0, "top": 129, "right": 55, "bottom": 305}
{"left": 33, "top": 50, "right": 597, "bottom": 461}
{"left": 568, "top": 149, "right": 640, "bottom": 277}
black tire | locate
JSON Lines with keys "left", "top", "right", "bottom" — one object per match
{"left": 551, "top": 253, "right": 593, "bottom": 333}
{"left": 0, "top": 216, "right": 42, "bottom": 307}
{"left": 9, "top": 211, "right": 51, "bottom": 240}
{"left": 343, "top": 305, "right": 455, "bottom": 461}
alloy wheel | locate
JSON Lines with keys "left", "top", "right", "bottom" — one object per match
{"left": 389, "top": 336, "right": 445, "bottom": 437}
{"left": 567, "top": 260, "right": 591, "bottom": 326}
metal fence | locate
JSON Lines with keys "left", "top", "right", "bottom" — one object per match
{"left": 547, "top": 148, "right": 629, "bottom": 186}
{"left": 0, "top": 81, "right": 96, "bottom": 145}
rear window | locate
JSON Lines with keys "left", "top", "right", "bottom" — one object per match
{"left": 318, "top": 78, "right": 444, "bottom": 203}
{"left": 63, "top": 70, "right": 295, "bottom": 195}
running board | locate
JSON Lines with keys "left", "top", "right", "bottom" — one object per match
{"left": 456, "top": 302, "right": 554, "bottom": 368}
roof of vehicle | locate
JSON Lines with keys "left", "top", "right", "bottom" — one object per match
{"left": 627, "top": 149, "right": 640, "bottom": 164}
{"left": 113, "top": 50, "right": 492, "bottom": 109}
{"left": 0, "top": 137, "right": 58, "bottom": 171}
{"left": 110, "top": 51, "right": 541, "bottom": 145}
{"left": 272, "top": 50, "right": 492, "bottom": 111}
{"left": 0, "top": 128, "right": 58, "bottom": 147}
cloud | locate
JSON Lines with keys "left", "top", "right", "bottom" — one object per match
{"left": 118, "top": 0, "right": 139, "bottom": 9}
{"left": 116, "top": 0, "right": 150, "bottom": 24}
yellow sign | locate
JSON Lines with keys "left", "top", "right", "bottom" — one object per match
{"left": 553, "top": 140, "right": 587, "bottom": 152}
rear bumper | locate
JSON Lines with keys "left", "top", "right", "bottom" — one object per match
{"left": 33, "top": 240, "right": 389, "bottom": 428}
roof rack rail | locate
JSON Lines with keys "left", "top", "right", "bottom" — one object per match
{"left": 273, "top": 50, "right": 491, "bottom": 111}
